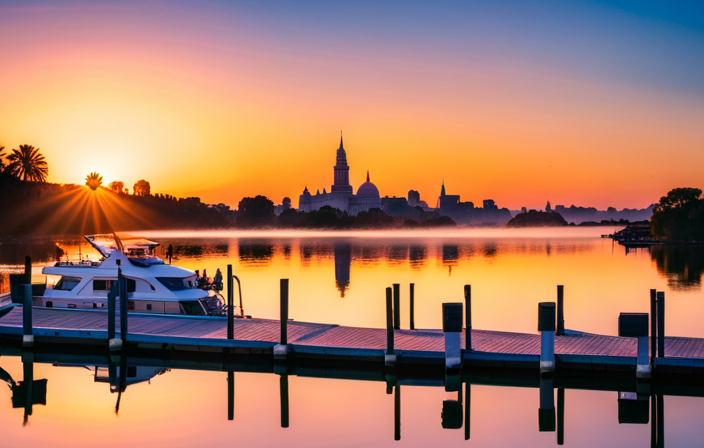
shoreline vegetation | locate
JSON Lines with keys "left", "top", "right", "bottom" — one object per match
{"left": 0, "top": 145, "right": 699, "bottom": 239}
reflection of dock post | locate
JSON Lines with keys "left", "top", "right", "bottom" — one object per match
{"left": 538, "top": 376, "right": 555, "bottom": 432}
{"left": 557, "top": 388, "right": 565, "bottom": 445}
{"left": 274, "top": 279, "right": 291, "bottom": 360}
{"left": 22, "top": 284, "right": 34, "bottom": 348}
{"left": 409, "top": 283, "right": 415, "bottom": 330}
{"left": 385, "top": 287, "right": 396, "bottom": 366}
{"left": 650, "top": 289, "right": 657, "bottom": 367}
{"left": 656, "top": 394, "right": 664, "bottom": 448}
{"left": 23, "top": 358, "right": 33, "bottom": 426}
{"left": 556, "top": 285, "right": 565, "bottom": 336}
{"left": 619, "top": 313, "right": 650, "bottom": 378}
{"left": 394, "top": 385, "right": 401, "bottom": 440}
{"left": 227, "top": 265, "right": 234, "bottom": 340}
{"left": 280, "top": 374, "right": 289, "bottom": 428}
{"left": 464, "top": 285, "right": 472, "bottom": 352}
{"left": 393, "top": 283, "right": 400, "bottom": 330}
{"left": 656, "top": 292, "right": 665, "bottom": 358}
{"left": 538, "top": 302, "right": 556, "bottom": 373}
{"left": 227, "top": 371, "right": 234, "bottom": 421}
{"left": 464, "top": 382, "right": 471, "bottom": 440}
{"left": 118, "top": 269, "right": 128, "bottom": 343}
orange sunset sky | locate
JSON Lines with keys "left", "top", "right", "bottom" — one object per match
{"left": 1, "top": 1, "right": 703, "bottom": 210}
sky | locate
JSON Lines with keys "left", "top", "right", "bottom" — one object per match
{"left": 0, "top": 0, "right": 703, "bottom": 210}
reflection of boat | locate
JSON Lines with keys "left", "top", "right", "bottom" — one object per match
{"left": 33, "top": 234, "right": 225, "bottom": 316}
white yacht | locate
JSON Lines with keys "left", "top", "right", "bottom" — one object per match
{"left": 35, "top": 234, "right": 225, "bottom": 316}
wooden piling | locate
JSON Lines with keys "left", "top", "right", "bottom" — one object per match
{"left": 409, "top": 283, "right": 415, "bottom": 331}
{"left": 280, "top": 279, "right": 289, "bottom": 346}
{"left": 464, "top": 382, "right": 471, "bottom": 440}
{"left": 464, "top": 285, "right": 472, "bottom": 352}
{"left": 393, "top": 283, "right": 400, "bottom": 330}
{"left": 538, "top": 302, "right": 556, "bottom": 373}
{"left": 657, "top": 292, "right": 665, "bottom": 358}
{"left": 556, "top": 285, "right": 565, "bottom": 336}
{"left": 22, "top": 284, "right": 33, "bottom": 347}
{"left": 107, "top": 280, "right": 117, "bottom": 341}
{"left": 227, "top": 371, "right": 234, "bottom": 421}
{"left": 386, "top": 287, "right": 394, "bottom": 355}
{"left": 118, "top": 272, "right": 128, "bottom": 342}
{"left": 280, "top": 374, "right": 289, "bottom": 428}
{"left": 650, "top": 289, "right": 657, "bottom": 364}
{"left": 24, "top": 255, "right": 32, "bottom": 285}
{"left": 227, "top": 265, "right": 234, "bottom": 340}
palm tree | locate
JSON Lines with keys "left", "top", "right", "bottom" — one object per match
{"left": 6, "top": 144, "right": 48, "bottom": 182}
{"left": 86, "top": 172, "right": 103, "bottom": 190}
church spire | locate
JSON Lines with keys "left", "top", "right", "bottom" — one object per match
{"left": 339, "top": 130, "right": 344, "bottom": 150}
{"left": 366, "top": 170, "right": 370, "bottom": 182}
{"left": 440, "top": 178, "right": 446, "bottom": 196}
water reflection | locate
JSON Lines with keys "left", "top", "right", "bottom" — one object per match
{"left": 651, "top": 245, "right": 704, "bottom": 291}
{"left": 334, "top": 241, "right": 351, "bottom": 297}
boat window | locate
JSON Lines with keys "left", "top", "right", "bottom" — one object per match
{"left": 179, "top": 300, "right": 206, "bottom": 316}
{"left": 94, "top": 279, "right": 136, "bottom": 293}
{"left": 55, "top": 277, "right": 82, "bottom": 291}
{"left": 156, "top": 277, "right": 193, "bottom": 291}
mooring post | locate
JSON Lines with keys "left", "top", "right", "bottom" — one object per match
{"left": 539, "top": 375, "right": 556, "bottom": 432}
{"left": 385, "top": 287, "right": 396, "bottom": 366}
{"left": 556, "top": 285, "right": 565, "bottom": 336}
{"left": 650, "top": 289, "right": 657, "bottom": 366}
{"left": 464, "top": 285, "right": 472, "bottom": 352}
{"left": 443, "top": 303, "right": 463, "bottom": 374}
{"left": 227, "top": 265, "right": 234, "bottom": 340}
{"left": 657, "top": 292, "right": 665, "bottom": 358}
{"left": 409, "top": 283, "right": 415, "bottom": 331}
{"left": 280, "top": 374, "right": 289, "bottom": 428}
{"left": 24, "top": 255, "right": 32, "bottom": 285}
{"left": 274, "top": 279, "right": 291, "bottom": 360}
{"left": 22, "top": 284, "right": 33, "bottom": 348}
{"left": 227, "top": 371, "right": 234, "bottom": 421}
{"left": 393, "top": 283, "right": 400, "bottom": 330}
{"left": 619, "top": 313, "right": 651, "bottom": 378}
{"left": 118, "top": 272, "right": 128, "bottom": 343}
{"left": 557, "top": 387, "right": 565, "bottom": 445}
{"left": 394, "top": 385, "right": 401, "bottom": 441}
{"left": 107, "top": 280, "right": 117, "bottom": 343}
{"left": 538, "top": 302, "right": 556, "bottom": 373}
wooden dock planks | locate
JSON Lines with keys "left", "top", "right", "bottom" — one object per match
{"left": 1, "top": 306, "right": 704, "bottom": 361}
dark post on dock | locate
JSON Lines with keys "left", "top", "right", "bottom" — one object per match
{"left": 227, "top": 265, "right": 234, "bottom": 340}
{"left": 386, "top": 287, "right": 394, "bottom": 355}
{"left": 556, "top": 285, "right": 565, "bottom": 336}
{"left": 280, "top": 279, "right": 289, "bottom": 346}
{"left": 393, "top": 283, "right": 400, "bottom": 330}
{"left": 23, "top": 284, "right": 33, "bottom": 346}
{"left": 657, "top": 291, "right": 665, "bottom": 358}
{"left": 25, "top": 256, "right": 32, "bottom": 285}
{"left": 118, "top": 271, "right": 128, "bottom": 341}
{"left": 650, "top": 289, "right": 657, "bottom": 363}
{"left": 464, "top": 285, "right": 471, "bottom": 352}
{"left": 409, "top": 283, "right": 415, "bottom": 331}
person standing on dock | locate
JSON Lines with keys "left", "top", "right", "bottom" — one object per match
{"left": 55, "top": 243, "right": 65, "bottom": 262}
{"left": 166, "top": 244, "right": 174, "bottom": 264}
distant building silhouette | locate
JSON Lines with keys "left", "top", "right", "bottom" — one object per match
{"left": 274, "top": 197, "right": 292, "bottom": 216}
{"left": 298, "top": 134, "right": 381, "bottom": 215}
{"left": 437, "top": 180, "right": 511, "bottom": 225}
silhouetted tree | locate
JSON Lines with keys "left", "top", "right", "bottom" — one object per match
{"left": 108, "top": 181, "right": 124, "bottom": 193}
{"left": 85, "top": 172, "right": 103, "bottom": 190}
{"left": 651, "top": 187, "right": 704, "bottom": 240}
{"left": 5, "top": 145, "right": 48, "bottom": 182}
{"left": 133, "top": 179, "right": 151, "bottom": 196}
{"left": 237, "top": 195, "right": 275, "bottom": 227}
{"left": 0, "top": 146, "right": 6, "bottom": 172}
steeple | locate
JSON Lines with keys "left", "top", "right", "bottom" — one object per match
{"left": 440, "top": 178, "right": 446, "bottom": 196}
{"left": 339, "top": 130, "right": 344, "bottom": 150}
{"left": 366, "top": 170, "right": 370, "bottom": 182}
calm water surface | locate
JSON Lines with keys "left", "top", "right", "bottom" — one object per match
{"left": 1, "top": 228, "right": 703, "bottom": 447}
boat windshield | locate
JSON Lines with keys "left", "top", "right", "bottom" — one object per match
{"left": 180, "top": 300, "right": 206, "bottom": 316}
{"left": 55, "top": 277, "right": 82, "bottom": 291}
{"left": 156, "top": 277, "right": 195, "bottom": 291}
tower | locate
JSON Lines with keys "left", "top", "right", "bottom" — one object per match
{"left": 331, "top": 131, "right": 353, "bottom": 194}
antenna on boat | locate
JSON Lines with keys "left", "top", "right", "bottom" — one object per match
{"left": 112, "top": 232, "right": 125, "bottom": 253}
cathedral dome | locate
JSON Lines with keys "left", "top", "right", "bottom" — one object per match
{"left": 356, "top": 171, "right": 380, "bottom": 198}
